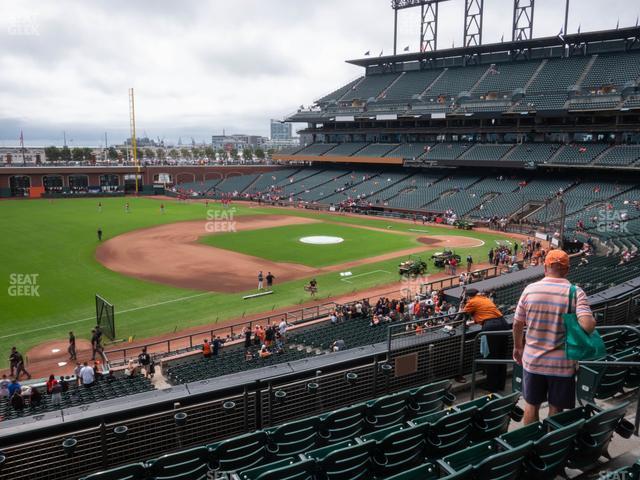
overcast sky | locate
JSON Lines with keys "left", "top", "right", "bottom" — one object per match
{"left": 0, "top": 0, "right": 636, "bottom": 146}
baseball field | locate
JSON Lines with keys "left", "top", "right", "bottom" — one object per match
{"left": 0, "top": 196, "right": 512, "bottom": 369}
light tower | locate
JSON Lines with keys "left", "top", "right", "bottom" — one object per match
{"left": 128, "top": 88, "right": 140, "bottom": 194}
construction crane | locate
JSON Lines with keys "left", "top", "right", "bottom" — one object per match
{"left": 128, "top": 88, "right": 140, "bottom": 194}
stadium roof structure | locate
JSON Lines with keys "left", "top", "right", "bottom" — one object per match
{"left": 347, "top": 26, "right": 640, "bottom": 68}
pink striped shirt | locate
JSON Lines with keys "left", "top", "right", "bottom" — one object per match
{"left": 514, "top": 277, "right": 592, "bottom": 377}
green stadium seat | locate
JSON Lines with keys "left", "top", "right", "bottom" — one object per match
{"left": 79, "top": 463, "right": 147, "bottom": 480}
{"left": 208, "top": 431, "right": 269, "bottom": 473}
{"left": 239, "top": 458, "right": 316, "bottom": 480}
{"left": 412, "top": 407, "right": 478, "bottom": 458}
{"left": 407, "top": 380, "right": 455, "bottom": 417}
{"left": 360, "top": 423, "right": 428, "bottom": 476}
{"left": 385, "top": 464, "right": 474, "bottom": 480}
{"left": 456, "top": 392, "right": 521, "bottom": 442}
{"left": 545, "top": 402, "right": 630, "bottom": 471}
{"left": 146, "top": 446, "right": 210, "bottom": 480}
{"left": 497, "top": 419, "right": 585, "bottom": 479}
{"left": 318, "top": 404, "right": 367, "bottom": 444}
{"left": 265, "top": 416, "right": 321, "bottom": 458}
{"left": 306, "top": 439, "right": 376, "bottom": 480}
{"left": 576, "top": 348, "right": 639, "bottom": 404}
{"left": 438, "top": 439, "right": 532, "bottom": 480}
{"left": 365, "top": 390, "right": 410, "bottom": 430}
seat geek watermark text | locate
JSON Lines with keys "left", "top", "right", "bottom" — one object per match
{"left": 205, "top": 208, "right": 237, "bottom": 233}
{"left": 8, "top": 273, "right": 40, "bottom": 296}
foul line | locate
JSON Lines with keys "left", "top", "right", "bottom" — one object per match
{"left": 0, "top": 291, "right": 213, "bottom": 340}
{"left": 340, "top": 270, "right": 392, "bottom": 284}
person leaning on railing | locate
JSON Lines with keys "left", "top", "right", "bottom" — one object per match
{"left": 461, "top": 288, "right": 508, "bottom": 393}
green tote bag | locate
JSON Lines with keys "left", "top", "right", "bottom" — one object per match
{"left": 563, "top": 284, "right": 606, "bottom": 361}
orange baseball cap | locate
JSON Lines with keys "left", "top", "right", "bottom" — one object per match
{"left": 544, "top": 249, "right": 569, "bottom": 268}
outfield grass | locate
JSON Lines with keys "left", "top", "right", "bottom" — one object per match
{"left": 0, "top": 197, "right": 509, "bottom": 369}
{"left": 201, "top": 222, "right": 419, "bottom": 267}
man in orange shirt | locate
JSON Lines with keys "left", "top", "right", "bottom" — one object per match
{"left": 463, "top": 288, "right": 508, "bottom": 392}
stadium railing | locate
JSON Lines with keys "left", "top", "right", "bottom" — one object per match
{"left": 105, "top": 302, "right": 338, "bottom": 366}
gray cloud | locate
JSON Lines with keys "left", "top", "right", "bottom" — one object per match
{"left": 0, "top": 0, "right": 637, "bottom": 145}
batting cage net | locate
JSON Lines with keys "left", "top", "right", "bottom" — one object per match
{"left": 96, "top": 294, "right": 115, "bottom": 341}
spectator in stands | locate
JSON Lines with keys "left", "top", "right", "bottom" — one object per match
{"left": 513, "top": 249, "right": 595, "bottom": 424}
{"left": 74, "top": 362, "right": 83, "bottom": 386}
{"left": 331, "top": 339, "right": 346, "bottom": 352}
{"left": 80, "top": 362, "right": 95, "bottom": 388}
{"left": 46, "top": 374, "right": 57, "bottom": 394}
{"left": 50, "top": 378, "right": 63, "bottom": 407}
{"left": 243, "top": 327, "right": 252, "bottom": 351}
{"left": 212, "top": 336, "right": 223, "bottom": 356}
{"left": 462, "top": 289, "right": 508, "bottom": 392}
{"left": 466, "top": 255, "right": 473, "bottom": 273}
{"left": 202, "top": 339, "right": 212, "bottom": 359}
{"left": 278, "top": 319, "right": 289, "bottom": 342}
{"left": 90, "top": 329, "right": 100, "bottom": 361}
{"left": 10, "top": 387, "right": 24, "bottom": 412}
{"left": 106, "top": 370, "right": 116, "bottom": 382}
{"left": 0, "top": 374, "right": 9, "bottom": 398}
{"left": 138, "top": 347, "right": 151, "bottom": 377}
{"left": 125, "top": 359, "right": 137, "bottom": 378}
{"left": 259, "top": 345, "right": 271, "bottom": 359}
{"left": 29, "top": 386, "right": 42, "bottom": 408}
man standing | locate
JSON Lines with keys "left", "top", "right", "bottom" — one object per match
{"left": 513, "top": 249, "right": 595, "bottom": 424}
{"left": 266, "top": 272, "right": 275, "bottom": 289}
{"left": 466, "top": 254, "right": 473, "bottom": 273}
{"left": 11, "top": 348, "right": 31, "bottom": 380}
{"left": 138, "top": 347, "right": 151, "bottom": 377}
{"left": 80, "top": 362, "right": 95, "bottom": 388}
{"left": 97, "top": 228, "right": 103, "bottom": 241}
{"left": 90, "top": 329, "right": 103, "bottom": 361}
{"left": 212, "top": 337, "right": 223, "bottom": 356}
{"left": 68, "top": 331, "right": 77, "bottom": 361}
{"left": 462, "top": 289, "right": 507, "bottom": 392}
{"left": 257, "top": 271, "right": 264, "bottom": 290}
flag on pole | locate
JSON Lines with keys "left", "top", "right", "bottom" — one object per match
{"left": 616, "top": 18, "right": 619, "bottom": 29}
{"left": 379, "top": 50, "right": 383, "bottom": 57}
{"left": 404, "top": 45, "right": 410, "bottom": 52}
{"left": 364, "top": 51, "right": 370, "bottom": 56}
{"left": 501, "top": 34, "right": 504, "bottom": 42}
{"left": 19, "top": 130, "right": 24, "bottom": 147}
{"left": 578, "top": 24, "right": 581, "bottom": 33}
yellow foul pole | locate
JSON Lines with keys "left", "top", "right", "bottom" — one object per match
{"left": 128, "top": 88, "right": 140, "bottom": 194}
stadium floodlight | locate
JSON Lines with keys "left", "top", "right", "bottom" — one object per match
{"left": 391, "top": 0, "right": 451, "bottom": 54}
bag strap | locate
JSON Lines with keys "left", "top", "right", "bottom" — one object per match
{"left": 567, "top": 284, "right": 577, "bottom": 315}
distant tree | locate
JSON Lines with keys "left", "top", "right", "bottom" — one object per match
{"left": 119, "top": 148, "right": 129, "bottom": 161}
{"left": 242, "top": 148, "right": 253, "bottom": 162}
{"left": 216, "top": 149, "right": 226, "bottom": 161}
{"left": 181, "top": 148, "right": 192, "bottom": 159}
{"left": 60, "top": 146, "right": 72, "bottom": 162}
{"left": 230, "top": 148, "right": 238, "bottom": 161}
{"left": 168, "top": 148, "right": 179, "bottom": 159}
{"left": 156, "top": 148, "right": 166, "bottom": 161}
{"left": 144, "top": 148, "right": 155, "bottom": 160}
{"left": 107, "top": 147, "right": 118, "bottom": 161}
{"left": 192, "top": 147, "right": 202, "bottom": 159}
{"left": 204, "top": 146, "right": 214, "bottom": 159}
{"left": 254, "top": 148, "right": 265, "bottom": 160}
{"left": 267, "top": 148, "right": 276, "bottom": 156}
{"left": 71, "top": 148, "right": 85, "bottom": 162}
{"left": 44, "top": 146, "right": 61, "bottom": 162}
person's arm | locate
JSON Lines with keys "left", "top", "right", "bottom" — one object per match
{"left": 512, "top": 292, "right": 528, "bottom": 365}
{"left": 575, "top": 287, "right": 596, "bottom": 334}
